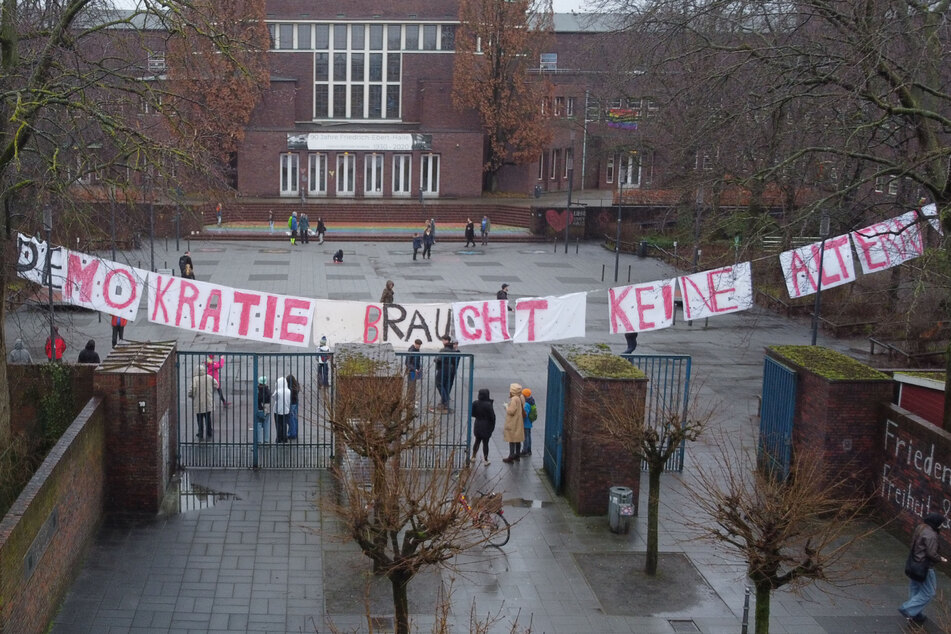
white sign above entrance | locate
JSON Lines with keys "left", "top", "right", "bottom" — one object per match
{"left": 287, "top": 133, "right": 432, "bottom": 152}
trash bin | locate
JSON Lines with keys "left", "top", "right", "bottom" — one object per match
{"left": 608, "top": 486, "right": 634, "bottom": 534}
{"left": 637, "top": 240, "right": 648, "bottom": 258}
{"left": 534, "top": 184, "right": 542, "bottom": 199}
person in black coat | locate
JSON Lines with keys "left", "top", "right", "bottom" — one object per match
{"left": 77, "top": 339, "right": 100, "bottom": 364}
{"left": 470, "top": 388, "right": 496, "bottom": 465}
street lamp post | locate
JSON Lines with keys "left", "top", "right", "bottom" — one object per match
{"left": 614, "top": 167, "right": 622, "bottom": 282}
{"left": 147, "top": 174, "right": 155, "bottom": 272}
{"left": 42, "top": 205, "right": 55, "bottom": 362}
{"left": 810, "top": 211, "right": 831, "bottom": 345}
{"left": 564, "top": 165, "right": 573, "bottom": 254}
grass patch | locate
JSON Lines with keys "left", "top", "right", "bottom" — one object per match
{"left": 771, "top": 345, "right": 889, "bottom": 380}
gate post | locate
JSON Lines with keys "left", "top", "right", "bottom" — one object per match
{"left": 552, "top": 345, "right": 647, "bottom": 516}
{"left": 95, "top": 341, "right": 177, "bottom": 515}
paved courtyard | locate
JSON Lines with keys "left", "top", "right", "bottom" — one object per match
{"left": 7, "top": 236, "right": 938, "bottom": 633}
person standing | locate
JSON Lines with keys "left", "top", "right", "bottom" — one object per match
{"left": 286, "top": 373, "right": 301, "bottom": 440}
{"left": 470, "top": 388, "right": 496, "bottom": 465}
{"left": 464, "top": 218, "right": 476, "bottom": 247}
{"left": 405, "top": 338, "right": 423, "bottom": 403}
{"left": 481, "top": 215, "right": 490, "bottom": 245}
{"left": 502, "top": 383, "right": 526, "bottom": 463}
{"left": 380, "top": 280, "right": 395, "bottom": 304}
{"left": 623, "top": 332, "right": 639, "bottom": 354}
{"left": 216, "top": 202, "right": 222, "bottom": 226}
{"left": 288, "top": 212, "right": 298, "bottom": 246}
{"left": 422, "top": 227, "right": 434, "bottom": 259}
{"left": 205, "top": 354, "right": 230, "bottom": 407}
{"left": 900, "top": 512, "right": 948, "bottom": 625}
{"left": 178, "top": 251, "right": 193, "bottom": 277}
{"left": 7, "top": 338, "right": 33, "bottom": 363}
{"left": 521, "top": 388, "right": 537, "bottom": 456}
{"left": 111, "top": 315, "right": 128, "bottom": 348}
{"left": 429, "top": 218, "right": 437, "bottom": 243}
{"left": 317, "top": 336, "right": 331, "bottom": 388}
{"left": 300, "top": 213, "right": 310, "bottom": 244}
{"left": 188, "top": 364, "right": 217, "bottom": 440}
{"left": 431, "top": 335, "right": 459, "bottom": 413}
{"left": 412, "top": 232, "right": 422, "bottom": 261}
{"left": 316, "top": 217, "right": 327, "bottom": 244}
{"left": 272, "top": 376, "right": 291, "bottom": 443}
{"left": 497, "top": 283, "right": 513, "bottom": 311}
{"left": 45, "top": 326, "right": 66, "bottom": 362}
{"left": 268, "top": 210, "right": 274, "bottom": 233}
{"left": 77, "top": 339, "right": 100, "bottom": 364}
{"left": 255, "top": 376, "right": 272, "bottom": 444}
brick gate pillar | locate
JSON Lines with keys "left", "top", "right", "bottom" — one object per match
{"left": 94, "top": 341, "right": 178, "bottom": 515}
{"left": 552, "top": 345, "right": 647, "bottom": 516}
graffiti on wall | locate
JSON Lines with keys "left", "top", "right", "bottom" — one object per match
{"left": 881, "top": 418, "right": 951, "bottom": 523}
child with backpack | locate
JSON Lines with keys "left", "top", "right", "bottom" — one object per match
{"left": 521, "top": 388, "right": 537, "bottom": 457}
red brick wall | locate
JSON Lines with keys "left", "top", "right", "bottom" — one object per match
{"left": 877, "top": 405, "right": 951, "bottom": 556}
{"left": 95, "top": 343, "right": 177, "bottom": 515}
{"left": 898, "top": 383, "right": 945, "bottom": 428}
{"left": 0, "top": 398, "right": 106, "bottom": 634}
{"left": 553, "top": 348, "right": 644, "bottom": 516}
{"left": 768, "top": 348, "right": 892, "bottom": 494}
{"left": 7, "top": 364, "right": 95, "bottom": 440}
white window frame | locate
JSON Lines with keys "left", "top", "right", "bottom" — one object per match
{"left": 564, "top": 148, "right": 573, "bottom": 179}
{"left": 874, "top": 175, "right": 886, "bottom": 192}
{"left": 540, "top": 53, "right": 557, "bottom": 70}
{"left": 606, "top": 156, "right": 615, "bottom": 184}
{"left": 538, "top": 153, "right": 544, "bottom": 180}
{"left": 887, "top": 177, "right": 899, "bottom": 196}
{"left": 554, "top": 96, "right": 564, "bottom": 117}
{"left": 550, "top": 149, "right": 559, "bottom": 180}
{"left": 279, "top": 152, "right": 300, "bottom": 196}
{"left": 566, "top": 96, "right": 575, "bottom": 118}
{"left": 420, "top": 153, "right": 440, "bottom": 196}
{"left": 364, "top": 153, "right": 384, "bottom": 196}
{"left": 336, "top": 153, "right": 356, "bottom": 196}
{"left": 619, "top": 152, "right": 641, "bottom": 187}
{"left": 308, "top": 153, "right": 328, "bottom": 196}
{"left": 392, "top": 154, "right": 412, "bottom": 196}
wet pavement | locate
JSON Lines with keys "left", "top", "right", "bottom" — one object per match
{"left": 9, "top": 237, "right": 937, "bottom": 633}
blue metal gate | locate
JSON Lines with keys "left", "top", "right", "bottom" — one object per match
{"left": 623, "top": 354, "right": 692, "bottom": 473}
{"left": 543, "top": 355, "right": 566, "bottom": 491}
{"left": 758, "top": 357, "right": 797, "bottom": 479}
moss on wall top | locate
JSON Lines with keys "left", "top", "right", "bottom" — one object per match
{"left": 896, "top": 371, "right": 946, "bottom": 383}
{"left": 555, "top": 344, "right": 646, "bottom": 379}
{"left": 770, "top": 345, "right": 889, "bottom": 381}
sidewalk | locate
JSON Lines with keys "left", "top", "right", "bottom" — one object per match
{"left": 28, "top": 239, "right": 931, "bottom": 633}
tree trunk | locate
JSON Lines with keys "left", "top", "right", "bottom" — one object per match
{"left": 0, "top": 235, "right": 10, "bottom": 445}
{"left": 645, "top": 465, "right": 661, "bottom": 575}
{"left": 390, "top": 569, "right": 412, "bottom": 634}
{"left": 754, "top": 580, "right": 771, "bottom": 634}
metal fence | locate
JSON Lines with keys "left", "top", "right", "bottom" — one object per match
{"left": 622, "top": 354, "right": 692, "bottom": 473}
{"left": 175, "top": 350, "right": 473, "bottom": 471}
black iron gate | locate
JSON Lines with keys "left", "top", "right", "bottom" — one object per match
{"left": 176, "top": 350, "right": 474, "bottom": 470}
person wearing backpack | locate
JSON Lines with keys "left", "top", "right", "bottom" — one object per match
{"left": 521, "top": 388, "right": 537, "bottom": 457}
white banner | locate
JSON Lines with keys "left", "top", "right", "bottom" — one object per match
{"left": 513, "top": 292, "right": 587, "bottom": 343}
{"left": 679, "top": 262, "right": 753, "bottom": 320}
{"left": 16, "top": 233, "right": 66, "bottom": 290}
{"left": 607, "top": 278, "right": 677, "bottom": 334}
{"left": 779, "top": 235, "right": 856, "bottom": 298}
{"left": 920, "top": 203, "right": 943, "bottom": 235}
{"left": 312, "top": 300, "right": 453, "bottom": 349}
{"left": 851, "top": 211, "right": 924, "bottom": 275}
{"left": 452, "top": 300, "right": 511, "bottom": 345}
{"left": 62, "top": 251, "right": 147, "bottom": 320}
{"left": 148, "top": 274, "right": 314, "bottom": 347}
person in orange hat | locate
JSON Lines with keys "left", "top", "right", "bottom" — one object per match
{"left": 521, "top": 388, "right": 537, "bottom": 457}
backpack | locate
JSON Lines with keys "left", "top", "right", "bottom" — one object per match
{"left": 528, "top": 403, "right": 538, "bottom": 422}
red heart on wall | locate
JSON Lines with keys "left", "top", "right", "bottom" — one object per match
{"left": 545, "top": 209, "right": 574, "bottom": 232}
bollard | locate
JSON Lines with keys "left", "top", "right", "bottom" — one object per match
{"left": 627, "top": 264, "right": 631, "bottom": 283}
{"left": 601, "top": 264, "right": 605, "bottom": 281}
{"left": 553, "top": 238, "right": 557, "bottom": 253}
{"left": 741, "top": 586, "right": 751, "bottom": 634}
{"left": 575, "top": 238, "right": 579, "bottom": 254}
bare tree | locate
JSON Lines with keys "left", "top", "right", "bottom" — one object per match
{"left": 689, "top": 441, "right": 874, "bottom": 634}
{"left": 452, "top": 0, "right": 554, "bottom": 192}
{"left": 596, "top": 382, "right": 709, "bottom": 575}
{"left": 328, "top": 348, "right": 509, "bottom": 634}
{"left": 0, "top": 0, "right": 268, "bottom": 442}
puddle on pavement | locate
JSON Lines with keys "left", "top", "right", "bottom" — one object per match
{"left": 160, "top": 471, "right": 240, "bottom": 515}
{"left": 510, "top": 498, "right": 552, "bottom": 508}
